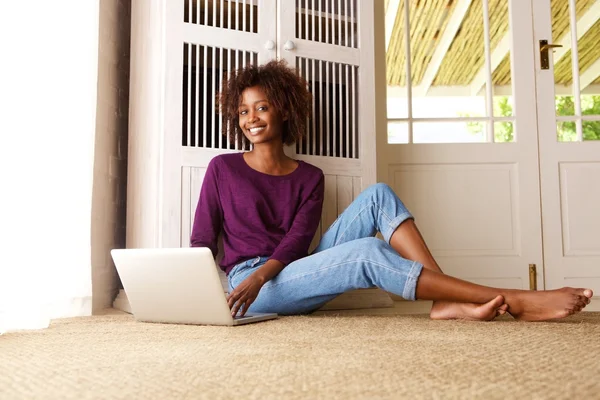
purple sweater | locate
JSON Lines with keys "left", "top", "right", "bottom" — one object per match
{"left": 190, "top": 153, "right": 324, "bottom": 275}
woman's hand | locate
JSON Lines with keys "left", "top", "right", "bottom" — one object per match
{"left": 227, "top": 274, "right": 266, "bottom": 317}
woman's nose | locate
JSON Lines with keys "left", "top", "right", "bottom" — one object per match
{"left": 248, "top": 114, "right": 258, "bottom": 123}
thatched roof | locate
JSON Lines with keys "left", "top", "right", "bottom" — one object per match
{"left": 386, "top": 0, "right": 600, "bottom": 90}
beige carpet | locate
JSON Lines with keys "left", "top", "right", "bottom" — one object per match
{"left": 2, "top": 310, "right": 600, "bottom": 399}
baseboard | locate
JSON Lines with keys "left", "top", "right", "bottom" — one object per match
{"left": 316, "top": 298, "right": 600, "bottom": 317}
{"left": 314, "top": 300, "right": 432, "bottom": 316}
{"left": 318, "top": 288, "right": 394, "bottom": 311}
{"left": 586, "top": 297, "right": 600, "bottom": 312}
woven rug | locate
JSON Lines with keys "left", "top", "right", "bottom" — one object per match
{"left": 2, "top": 310, "right": 600, "bottom": 399}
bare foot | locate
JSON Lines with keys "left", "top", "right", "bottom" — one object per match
{"left": 506, "top": 288, "right": 593, "bottom": 321}
{"left": 430, "top": 295, "right": 508, "bottom": 321}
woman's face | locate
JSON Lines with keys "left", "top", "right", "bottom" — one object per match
{"left": 238, "top": 85, "right": 287, "bottom": 146}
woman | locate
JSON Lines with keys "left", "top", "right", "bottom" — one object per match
{"left": 191, "top": 60, "right": 593, "bottom": 321}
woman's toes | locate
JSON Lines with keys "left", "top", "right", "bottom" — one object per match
{"left": 489, "top": 295, "right": 504, "bottom": 308}
{"left": 577, "top": 296, "right": 591, "bottom": 308}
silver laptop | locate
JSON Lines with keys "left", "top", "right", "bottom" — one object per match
{"left": 110, "top": 247, "right": 278, "bottom": 326}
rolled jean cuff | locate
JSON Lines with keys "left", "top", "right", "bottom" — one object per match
{"left": 382, "top": 211, "right": 414, "bottom": 243}
{"left": 402, "top": 261, "right": 424, "bottom": 301}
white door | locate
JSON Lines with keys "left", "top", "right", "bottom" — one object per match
{"left": 533, "top": 0, "right": 600, "bottom": 307}
{"left": 380, "top": 0, "right": 545, "bottom": 290}
{"left": 277, "top": 0, "right": 376, "bottom": 243}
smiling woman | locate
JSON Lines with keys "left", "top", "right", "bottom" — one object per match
{"left": 188, "top": 59, "right": 593, "bottom": 322}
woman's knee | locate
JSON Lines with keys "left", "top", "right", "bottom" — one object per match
{"left": 362, "top": 182, "right": 396, "bottom": 201}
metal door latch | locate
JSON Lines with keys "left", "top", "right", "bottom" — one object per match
{"left": 540, "top": 40, "right": 563, "bottom": 70}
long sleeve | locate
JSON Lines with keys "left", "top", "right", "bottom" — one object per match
{"left": 270, "top": 172, "right": 324, "bottom": 266}
{"left": 190, "top": 158, "right": 223, "bottom": 258}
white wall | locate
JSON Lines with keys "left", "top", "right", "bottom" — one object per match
{"left": 0, "top": 0, "right": 130, "bottom": 326}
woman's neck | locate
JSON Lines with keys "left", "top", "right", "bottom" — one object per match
{"left": 244, "top": 144, "right": 297, "bottom": 175}
{"left": 249, "top": 143, "right": 288, "bottom": 164}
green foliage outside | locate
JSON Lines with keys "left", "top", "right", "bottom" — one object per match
{"left": 463, "top": 95, "right": 600, "bottom": 142}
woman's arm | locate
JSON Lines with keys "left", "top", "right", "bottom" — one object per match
{"left": 227, "top": 258, "right": 284, "bottom": 317}
{"left": 190, "top": 158, "right": 223, "bottom": 256}
{"left": 269, "top": 172, "right": 325, "bottom": 266}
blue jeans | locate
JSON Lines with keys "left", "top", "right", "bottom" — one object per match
{"left": 227, "top": 183, "right": 424, "bottom": 315}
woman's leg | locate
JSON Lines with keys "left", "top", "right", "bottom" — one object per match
{"left": 313, "top": 183, "right": 507, "bottom": 320}
{"left": 415, "top": 268, "right": 592, "bottom": 321}
{"left": 238, "top": 237, "right": 424, "bottom": 315}
{"left": 232, "top": 237, "right": 593, "bottom": 321}
{"left": 311, "top": 183, "right": 413, "bottom": 253}
{"left": 310, "top": 183, "right": 592, "bottom": 320}
{"left": 391, "top": 218, "right": 508, "bottom": 320}
{"left": 381, "top": 187, "right": 593, "bottom": 319}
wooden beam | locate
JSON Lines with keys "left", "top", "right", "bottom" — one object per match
{"left": 414, "top": 0, "right": 473, "bottom": 97}
{"left": 470, "top": 0, "right": 600, "bottom": 96}
{"left": 580, "top": 58, "right": 600, "bottom": 91}
{"left": 385, "top": 0, "right": 401, "bottom": 51}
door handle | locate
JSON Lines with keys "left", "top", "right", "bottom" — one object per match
{"left": 265, "top": 40, "right": 275, "bottom": 51}
{"left": 540, "top": 40, "right": 563, "bottom": 70}
{"left": 283, "top": 40, "right": 296, "bottom": 51}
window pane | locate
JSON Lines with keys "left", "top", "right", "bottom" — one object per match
{"left": 557, "top": 122, "right": 577, "bottom": 142}
{"left": 490, "top": 0, "right": 513, "bottom": 118}
{"left": 583, "top": 120, "right": 600, "bottom": 141}
{"left": 388, "top": 122, "right": 408, "bottom": 144}
{"left": 556, "top": 96, "right": 600, "bottom": 142}
{"left": 551, "top": 0, "right": 597, "bottom": 117}
{"left": 494, "top": 121, "right": 515, "bottom": 143}
{"left": 413, "top": 121, "right": 487, "bottom": 144}
{"left": 494, "top": 96, "right": 514, "bottom": 118}
{"left": 384, "top": 0, "right": 518, "bottom": 144}
{"left": 385, "top": 0, "right": 411, "bottom": 119}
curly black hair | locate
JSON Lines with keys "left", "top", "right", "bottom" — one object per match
{"left": 218, "top": 59, "right": 312, "bottom": 148}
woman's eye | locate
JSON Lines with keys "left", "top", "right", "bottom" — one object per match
{"left": 257, "top": 106, "right": 267, "bottom": 111}
{"left": 239, "top": 110, "right": 247, "bottom": 115}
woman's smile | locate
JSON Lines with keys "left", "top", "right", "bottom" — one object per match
{"left": 248, "top": 126, "right": 266, "bottom": 135}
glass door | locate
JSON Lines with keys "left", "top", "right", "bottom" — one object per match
{"left": 382, "top": 0, "right": 545, "bottom": 290}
